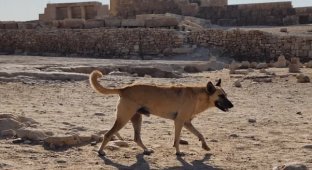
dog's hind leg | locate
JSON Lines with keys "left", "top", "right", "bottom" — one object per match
{"left": 184, "top": 122, "right": 210, "bottom": 151}
{"left": 131, "top": 113, "right": 154, "bottom": 155}
{"left": 98, "top": 99, "right": 137, "bottom": 156}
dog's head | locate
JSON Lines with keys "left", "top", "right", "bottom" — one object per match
{"left": 206, "top": 79, "right": 233, "bottom": 112}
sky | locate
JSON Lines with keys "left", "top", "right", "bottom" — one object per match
{"left": 0, "top": 0, "right": 311, "bottom": 21}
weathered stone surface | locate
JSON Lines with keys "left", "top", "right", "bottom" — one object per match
{"left": 16, "top": 128, "right": 53, "bottom": 141}
{"left": 273, "top": 163, "right": 308, "bottom": 170}
{"left": 0, "top": 118, "right": 24, "bottom": 131}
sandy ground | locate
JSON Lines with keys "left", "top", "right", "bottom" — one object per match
{"left": 0, "top": 55, "right": 311, "bottom": 170}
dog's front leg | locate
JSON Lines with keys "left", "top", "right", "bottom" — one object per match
{"left": 173, "top": 120, "right": 185, "bottom": 156}
{"left": 184, "top": 121, "right": 210, "bottom": 151}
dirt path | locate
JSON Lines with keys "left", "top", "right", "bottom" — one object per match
{"left": 0, "top": 55, "right": 311, "bottom": 169}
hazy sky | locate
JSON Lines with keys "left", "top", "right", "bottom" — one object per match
{"left": 0, "top": 0, "right": 311, "bottom": 21}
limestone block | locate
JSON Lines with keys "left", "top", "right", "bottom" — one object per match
{"left": 104, "top": 18, "right": 121, "bottom": 27}
{"left": 121, "top": 19, "right": 145, "bottom": 27}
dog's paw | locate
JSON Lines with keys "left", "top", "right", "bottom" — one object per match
{"left": 143, "top": 149, "right": 154, "bottom": 155}
{"left": 202, "top": 143, "right": 211, "bottom": 151}
{"left": 98, "top": 150, "right": 106, "bottom": 157}
{"left": 175, "top": 152, "right": 186, "bottom": 157}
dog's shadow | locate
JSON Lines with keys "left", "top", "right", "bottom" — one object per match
{"left": 100, "top": 153, "right": 218, "bottom": 170}
{"left": 100, "top": 153, "right": 150, "bottom": 170}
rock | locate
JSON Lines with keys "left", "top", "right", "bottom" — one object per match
{"left": 303, "top": 144, "right": 312, "bottom": 149}
{"left": 280, "top": 28, "right": 288, "bottom": 33}
{"left": 105, "top": 143, "right": 120, "bottom": 151}
{"left": 179, "top": 139, "right": 189, "bottom": 145}
{"left": 112, "top": 140, "right": 129, "bottom": 147}
{"left": 0, "top": 129, "right": 16, "bottom": 138}
{"left": 90, "top": 141, "right": 97, "bottom": 146}
{"left": 248, "top": 118, "right": 257, "bottom": 123}
{"left": 229, "top": 61, "right": 240, "bottom": 74}
{"left": 94, "top": 113, "right": 106, "bottom": 116}
{"left": 275, "top": 55, "right": 287, "bottom": 68}
{"left": 297, "top": 74, "right": 310, "bottom": 83}
{"left": 273, "top": 163, "right": 308, "bottom": 170}
{"left": 56, "top": 159, "right": 67, "bottom": 164}
{"left": 44, "top": 135, "right": 82, "bottom": 147}
{"left": 250, "top": 62, "right": 258, "bottom": 68}
{"left": 229, "top": 134, "right": 239, "bottom": 138}
{"left": 233, "top": 80, "right": 242, "bottom": 88}
{"left": 296, "top": 112, "right": 302, "bottom": 115}
{"left": 289, "top": 58, "right": 301, "bottom": 73}
{"left": 240, "top": 61, "right": 250, "bottom": 69}
{"left": 256, "top": 63, "right": 268, "bottom": 69}
{"left": 23, "top": 140, "right": 31, "bottom": 144}
{"left": 16, "top": 128, "right": 52, "bottom": 141}
{"left": 0, "top": 118, "right": 24, "bottom": 131}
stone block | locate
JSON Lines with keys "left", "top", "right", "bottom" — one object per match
{"left": 121, "top": 19, "right": 145, "bottom": 27}
{"left": 104, "top": 18, "right": 121, "bottom": 27}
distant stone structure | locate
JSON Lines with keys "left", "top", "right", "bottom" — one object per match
{"left": 109, "top": 0, "right": 227, "bottom": 18}
{"left": 39, "top": 1, "right": 109, "bottom": 21}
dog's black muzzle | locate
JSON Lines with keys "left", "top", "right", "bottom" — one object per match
{"left": 215, "top": 98, "right": 234, "bottom": 112}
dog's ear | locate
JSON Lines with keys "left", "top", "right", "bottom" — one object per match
{"left": 207, "top": 82, "right": 216, "bottom": 94}
{"left": 216, "top": 79, "right": 221, "bottom": 87}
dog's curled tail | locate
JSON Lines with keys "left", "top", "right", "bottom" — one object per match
{"left": 89, "top": 70, "right": 120, "bottom": 95}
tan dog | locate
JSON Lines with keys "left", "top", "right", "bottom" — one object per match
{"left": 89, "top": 70, "right": 233, "bottom": 156}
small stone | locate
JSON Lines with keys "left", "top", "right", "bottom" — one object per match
{"left": 280, "top": 28, "right": 288, "bottom": 33}
{"left": 248, "top": 118, "right": 257, "bottom": 123}
{"left": 233, "top": 80, "right": 242, "bottom": 88}
{"left": 297, "top": 74, "right": 310, "bottom": 83}
{"left": 56, "top": 159, "right": 67, "bottom": 164}
{"left": 229, "top": 134, "right": 239, "bottom": 138}
{"left": 303, "top": 144, "right": 312, "bottom": 149}
{"left": 23, "top": 140, "right": 31, "bottom": 144}
{"left": 179, "top": 139, "right": 189, "bottom": 145}
{"left": 210, "top": 139, "right": 218, "bottom": 142}
{"left": 289, "top": 58, "right": 301, "bottom": 73}
{"left": 256, "top": 63, "right": 268, "bottom": 69}
{"left": 296, "top": 112, "right": 302, "bottom": 115}
{"left": 260, "top": 69, "right": 267, "bottom": 73}
{"left": 94, "top": 113, "right": 106, "bottom": 116}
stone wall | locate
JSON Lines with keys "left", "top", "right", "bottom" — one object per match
{"left": 110, "top": 0, "right": 199, "bottom": 18}
{"left": 0, "top": 28, "right": 311, "bottom": 62}
{"left": 0, "top": 29, "right": 183, "bottom": 58}
{"left": 188, "top": 29, "right": 312, "bottom": 62}
{"left": 197, "top": 2, "right": 296, "bottom": 26}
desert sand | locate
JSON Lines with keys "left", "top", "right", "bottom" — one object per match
{"left": 0, "top": 55, "right": 311, "bottom": 170}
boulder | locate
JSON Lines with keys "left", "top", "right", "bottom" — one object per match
{"left": 296, "top": 74, "right": 310, "bottom": 83}
{"left": 289, "top": 58, "right": 301, "bottom": 73}
{"left": 0, "top": 129, "right": 16, "bottom": 137}
{"left": 275, "top": 55, "right": 287, "bottom": 68}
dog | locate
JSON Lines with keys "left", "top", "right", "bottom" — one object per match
{"left": 89, "top": 70, "right": 233, "bottom": 156}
